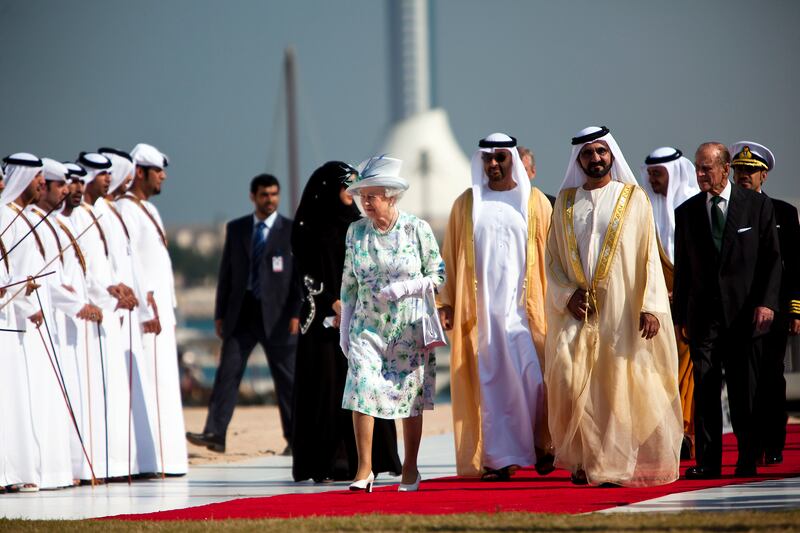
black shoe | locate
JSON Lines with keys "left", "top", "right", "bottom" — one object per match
{"left": 680, "top": 436, "right": 693, "bottom": 460}
{"left": 535, "top": 453, "right": 556, "bottom": 476}
{"left": 734, "top": 463, "right": 757, "bottom": 477}
{"left": 186, "top": 431, "right": 226, "bottom": 453}
{"left": 765, "top": 453, "right": 783, "bottom": 465}
{"left": 280, "top": 444, "right": 292, "bottom": 456}
{"left": 685, "top": 466, "right": 721, "bottom": 479}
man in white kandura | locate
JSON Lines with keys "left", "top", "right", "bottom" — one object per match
{"left": 545, "top": 126, "right": 682, "bottom": 487}
{"left": 439, "top": 133, "right": 553, "bottom": 480}
{"left": 117, "top": 143, "right": 188, "bottom": 475}
{"left": 1, "top": 153, "right": 72, "bottom": 490}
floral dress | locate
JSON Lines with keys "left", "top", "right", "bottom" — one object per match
{"left": 341, "top": 211, "right": 445, "bottom": 418}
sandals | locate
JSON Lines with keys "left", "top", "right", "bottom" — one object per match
{"left": 6, "top": 483, "right": 39, "bottom": 493}
{"left": 570, "top": 469, "right": 588, "bottom": 485}
{"left": 481, "top": 465, "right": 516, "bottom": 482}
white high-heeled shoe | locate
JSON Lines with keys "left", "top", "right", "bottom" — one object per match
{"left": 398, "top": 471, "right": 421, "bottom": 492}
{"left": 349, "top": 472, "right": 374, "bottom": 493}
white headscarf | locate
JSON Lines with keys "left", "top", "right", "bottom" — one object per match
{"left": 560, "top": 126, "right": 638, "bottom": 191}
{"left": 42, "top": 158, "right": 68, "bottom": 182}
{"left": 640, "top": 147, "right": 699, "bottom": 262}
{"left": 1, "top": 153, "right": 43, "bottom": 204}
{"left": 100, "top": 149, "right": 135, "bottom": 194}
{"left": 470, "top": 132, "right": 530, "bottom": 224}
{"left": 77, "top": 152, "right": 112, "bottom": 185}
{"left": 131, "top": 143, "right": 169, "bottom": 169}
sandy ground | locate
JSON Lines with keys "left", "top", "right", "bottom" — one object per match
{"left": 184, "top": 403, "right": 454, "bottom": 465}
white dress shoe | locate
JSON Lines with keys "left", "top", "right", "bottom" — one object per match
{"left": 398, "top": 472, "right": 421, "bottom": 492}
{"left": 349, "top": 472, "right": 374, "bottom": 493}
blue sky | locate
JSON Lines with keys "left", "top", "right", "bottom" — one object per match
{"left": 2, "top": 0, "right": 798, "bottom": 224}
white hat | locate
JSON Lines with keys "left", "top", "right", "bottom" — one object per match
{"left": 42, "top": 158, "right": 68, "bottom": 182}
{"left": 345, "top": 156, "right": 408, "bottom": 194}
{"left": 729, "top": 141, "right": 774, "bottom": 171}
{"left": 131, "top": 143, "right": 169, "bottom": 169}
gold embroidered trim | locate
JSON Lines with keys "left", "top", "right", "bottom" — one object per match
{"left": 563, "top": 184, "right": 636, "bottom": 313}
{"left": 595, "top": 184, "right": 635, "bottom": 282}
{"left": 562, "top": 188, "right": 587, "bottom": 289}
{"left": 522, "top": 190, "right": 538, "bottom": 306}
{"left": 655, "top": 233, "right": 672, "bottom": 272}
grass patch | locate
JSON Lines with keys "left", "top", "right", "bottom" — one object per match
{"left": 1, "top": 511, "right": 800, "bottom": 532}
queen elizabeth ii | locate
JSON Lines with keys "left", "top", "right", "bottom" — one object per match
{"left": 338, "top": 156, "right": 445, "bottom": 493}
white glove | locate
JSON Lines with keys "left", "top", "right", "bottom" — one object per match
{"left": 339, "top": 303, "right": 354, "bottom": 357}
{"left": 377, "top": 278, "right": 433, "bottom": 302}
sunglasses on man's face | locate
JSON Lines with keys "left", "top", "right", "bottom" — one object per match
{"left": 481, "top": 152, "right": 508, "bottom": 163}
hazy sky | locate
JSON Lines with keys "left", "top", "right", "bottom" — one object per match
{"left": 2, "top": 0, "right": 799, "bottom": 225}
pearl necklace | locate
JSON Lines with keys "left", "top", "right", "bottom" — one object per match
{"left": 373, "top": 208, "right": 399, "bottom": 233}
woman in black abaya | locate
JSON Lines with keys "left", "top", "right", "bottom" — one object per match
{"left": 291, "top": 161, "right": 402, "bottom": 482}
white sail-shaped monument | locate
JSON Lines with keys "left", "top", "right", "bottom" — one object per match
{"left": 381, "top": 0, "right": 470, "bottom": 234}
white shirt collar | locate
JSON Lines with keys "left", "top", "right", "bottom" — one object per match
{"left": 253, "top": 211, "right": 278, "bottom": 228}
{"left": 706, "top": 179, "right": 732, "bottom": 204}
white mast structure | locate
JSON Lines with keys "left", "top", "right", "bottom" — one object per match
{"left": 382, "top": 0, "right": 470, "bottom": 233}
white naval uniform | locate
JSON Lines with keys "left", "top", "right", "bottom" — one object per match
{"left": 473, "top": 187, "right": 543, "bottom": 470}
{"left": 117, "top": 195, "right": 187, "bottom": 474}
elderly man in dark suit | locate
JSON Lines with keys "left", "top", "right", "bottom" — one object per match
{"left": 729, "top": 141, "right": 800, "bottom": 466}
{"left": 673, "top": 142, "right": 781, "bottom": 479}
{"left": 187, "top": 174, "right": 301, "bottom": 454}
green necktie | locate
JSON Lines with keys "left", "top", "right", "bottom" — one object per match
{"left": 710, "top": 195, "right": 725, "bottom": 252}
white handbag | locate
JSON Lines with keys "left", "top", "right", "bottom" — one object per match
{"left": 421, "top": 285, "right": 447, "bottom": 350}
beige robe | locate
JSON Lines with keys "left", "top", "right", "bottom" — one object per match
{"left": 439, "top": 187, "right": 552, "bottom": 476}
{"left": 657, "top": 239, "right": 694, "bottom": 442}
{"left": 545, "top": 184, "right": 682, "bottom": 487}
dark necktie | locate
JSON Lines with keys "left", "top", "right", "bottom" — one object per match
{"left": 710, "top": 196, "right": 725, "bottom": 252}
{"left": 251, "top": 220, "right": 267, "bottom": 298}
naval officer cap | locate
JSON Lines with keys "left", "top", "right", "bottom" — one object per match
{"left": 729, "top": 141, "right": 774, "bottom": 171}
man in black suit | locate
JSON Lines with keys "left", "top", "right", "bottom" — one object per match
{"left": 673, "top": 142, "right": 781, "bottom": 479}
{"left": 729, "top": 141, "right": 800, "bottom": 465}
{"left": 187, "top": 174, "right": 301, "bottom": 454}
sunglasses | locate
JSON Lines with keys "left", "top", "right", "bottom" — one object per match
{"left": 481, "top": 152, "right": 508, "bottom": 163}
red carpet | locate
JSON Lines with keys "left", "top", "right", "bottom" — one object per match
{"left": 109, "top": 424, "right": 800, "bottom": 520}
